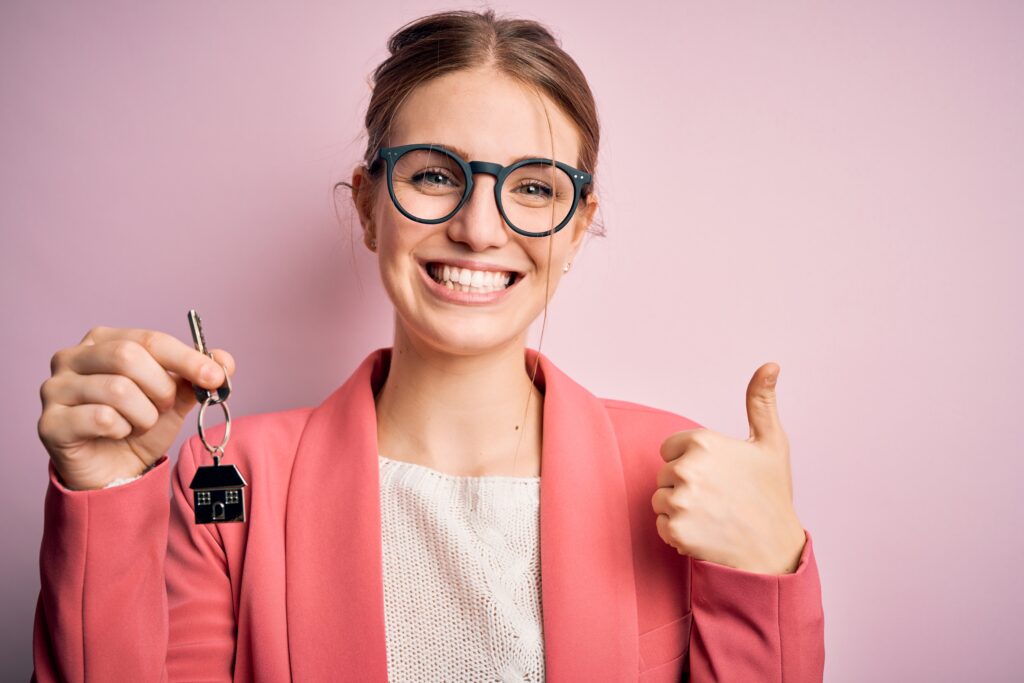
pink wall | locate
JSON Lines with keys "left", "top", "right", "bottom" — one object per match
{"left": 3, "top": 1, "right": 1021, "bottom": 679}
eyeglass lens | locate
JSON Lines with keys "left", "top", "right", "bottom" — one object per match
{"left": 391, "top": 148, "right": 576, "bottom": 235}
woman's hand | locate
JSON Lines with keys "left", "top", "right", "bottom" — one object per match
{"left": 651, "top": 362, "right": 807, "bottom": 574}
{"left": 37, "top": 326, "right": 236, "bottom": 491}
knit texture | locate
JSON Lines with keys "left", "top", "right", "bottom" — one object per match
{"left": 378, "top": 453, "right": 545, "bottom": 682}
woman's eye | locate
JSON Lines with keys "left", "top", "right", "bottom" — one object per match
{"left": 514, "top": 181, "right": 553, "bottom": 198}
{"left": 412, "top": 169, "right": 456, "bottom": 187}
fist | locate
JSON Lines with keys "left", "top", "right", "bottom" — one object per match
{"left": 651, "top": 362, "right": 807, "bottom": 574}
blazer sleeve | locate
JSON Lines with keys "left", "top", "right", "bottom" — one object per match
{"left": 32, "top": 436, "right": 237, "bottom": 682}
{"left": 687, "top": 527, "right": 825, "bottom": 682}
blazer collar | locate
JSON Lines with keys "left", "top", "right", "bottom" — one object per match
{"left": 285, "top": 346, "right": 639, "bottom": 681}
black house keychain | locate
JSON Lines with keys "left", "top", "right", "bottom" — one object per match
{"left": 187, "top": 309, "right": 248, "bottom": 524}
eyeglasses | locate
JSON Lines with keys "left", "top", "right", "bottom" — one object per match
{"left": 375, "top": 143, "right": 592, "bottom": 238}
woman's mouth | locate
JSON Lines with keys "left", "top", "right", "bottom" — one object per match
{"left": 418, "top": 261, "right": 523, "bottom": 304}
{"left": 426, "top": 262, "right": 519, "bottom": 291}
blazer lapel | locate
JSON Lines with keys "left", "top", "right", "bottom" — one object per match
{"left": 527, "top": 346, "right": 640, "bottom": 680}
{"left": 285, "top": 348, "right": 391, "bottom": 682}
{"left": 285, "top": 346, "right": 639, "bottom": 681}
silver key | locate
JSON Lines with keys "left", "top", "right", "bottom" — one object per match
{"left": 188, "top": 309, "right": 230, "bottom": 404}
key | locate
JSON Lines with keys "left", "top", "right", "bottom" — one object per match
{"left": 188, "top": 309, "right": 231, "bottom": 404}
{"left": 186, "top": 309, "right": 247, "bottom": 524}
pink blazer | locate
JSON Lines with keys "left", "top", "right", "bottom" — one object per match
{"left": 33, "top": 346, "right": 825, "bottom": 682}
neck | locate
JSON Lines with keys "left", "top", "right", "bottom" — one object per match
{"left": 374, "top": 323, "right": 544, "bottom": 478}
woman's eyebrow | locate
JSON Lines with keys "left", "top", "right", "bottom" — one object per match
{"left": 423, "top": 142, "right": 552, "bottom": 164}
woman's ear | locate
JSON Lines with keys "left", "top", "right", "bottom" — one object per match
{"left": 569, "top": 192, "right": 599, "bottom": 253}
{"left": 350, "top": 165, "right": 377, "bottom": 250}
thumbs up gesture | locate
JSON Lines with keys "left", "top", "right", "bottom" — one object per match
{"left": 651, "top": 363, "right": 807, "bottom": 574}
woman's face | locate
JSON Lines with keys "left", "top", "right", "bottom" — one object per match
{"left": 351, "top": 66, "right": 598, "bottom": 357}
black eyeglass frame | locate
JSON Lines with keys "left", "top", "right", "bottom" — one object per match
{"left": 376, "top": 143, "right": 593, "bottom": 238}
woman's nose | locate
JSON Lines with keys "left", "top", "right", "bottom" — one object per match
{"left": 445, "top": 175, "right": 510, "bottom": 251}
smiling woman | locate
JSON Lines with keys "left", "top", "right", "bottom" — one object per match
{"left": 32, "top": 8, "right": 825, "bottom": 683}
{"left": 337, "top": 45, "right": 602, "bottom": 470}
{"left": 334, "top": 19, "right": 607, "bottom": 487}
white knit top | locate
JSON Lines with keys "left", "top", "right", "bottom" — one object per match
{"left": 377, "top": 453, "right": 545, "bottom": 682}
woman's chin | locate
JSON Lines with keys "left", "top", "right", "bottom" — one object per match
{"left": 405, "top": 317, "right": 527, "bottom": 357}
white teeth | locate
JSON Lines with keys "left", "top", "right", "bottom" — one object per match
{"left": 426, "top": 263, "right": 514, "bottom": 292}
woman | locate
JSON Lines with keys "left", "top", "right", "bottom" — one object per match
{"left": 33, "top": 9, "right": 824, "bottom": 682}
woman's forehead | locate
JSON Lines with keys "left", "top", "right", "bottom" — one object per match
{"left": 389, "top": 68, "right": 580, "bottom": 165}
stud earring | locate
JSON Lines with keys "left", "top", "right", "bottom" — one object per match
{"left": 369, "top": 238, "right": 376, "bottom": 249}
{"left": 563, "top": 261, "right": 572, "bottom": 273}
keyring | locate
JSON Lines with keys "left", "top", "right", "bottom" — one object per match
{"left": 197, "top": 394, "right": 232, "bottom": 465}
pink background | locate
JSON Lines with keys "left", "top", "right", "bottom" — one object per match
{"left": 3, "top": 1, "right": 1021, "bottom": 679}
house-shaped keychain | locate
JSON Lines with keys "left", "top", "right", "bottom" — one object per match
{"left": 189, "top": 462, "right": 248, "bottom": 524}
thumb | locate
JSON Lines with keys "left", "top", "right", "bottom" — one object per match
{"left": 746, "top": 362, "right": 782, "bottom": 443}
{"left": 207, "top": 348, "right": 236, "bottom": 380}
{"left": 171, "top": 348, "right": 236, "bottom": 419}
